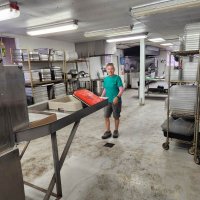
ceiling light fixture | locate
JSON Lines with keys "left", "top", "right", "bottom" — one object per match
{"left": 84, "top": 26, "right": 133, "bottom": 38}
{"left": 130, "top": 0, "right": 200, "bottom": 17}
{"left": 148, "top": 38, "right": 165, "bottom": 42}
{"left": 0, "top": 2, "right": 20, "bottom": 22}
{"left": 106, "top": 35, "right": 147, "bottom": 43}
{"left": 161, "top": 43, "right": 173, "bottom": 46}
{"left": 27, "top": 20, "right": 78, "bottom": 36}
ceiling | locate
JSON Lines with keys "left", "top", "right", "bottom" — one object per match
{"left": 1, "top": 0, "right": 200, "bottom": 48}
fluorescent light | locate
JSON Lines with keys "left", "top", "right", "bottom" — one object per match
{"left": 0, "top": 2, "right": 20, "bottom": 21}
{"left": 161, "top": 43, "right": 173, "bottom": 46}
{"left": 131, "top": 0, "right": 200, "bottom": 17}
{"left": 148, "top": 38, "right": 165, "bottom": 42}
{"left": 84, "top": 26, "right": 133, "bottom": 38}
{"left": 27, "top": 20, "right": 78, "bottom": 36}
{"left": 105, "top": 31, "right": 134, "bottom": 37}
{"left": 106, "top": 35, "right": 147, "bottom": 43}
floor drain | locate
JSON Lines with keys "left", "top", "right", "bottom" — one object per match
{"left": 104, "top": 143, "right": 115, "bottom": 148}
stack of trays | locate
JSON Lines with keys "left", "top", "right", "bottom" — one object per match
{"left": 54, "top": 83, "right": 66, "bottom": 98}
{"left": 36, "top": 48, "right": 53, "bottom": 61}
{"left": 24, "top": 70, "right": 40, "bottom": 83}
{"left": 23, "top": 51, "right": 28, "bottom": 61}
{"left": 184, "top": 22, "right": 200, "bottom": 51}
{"left": 12, "top": 49, "right": 28, "bottom": 62}
{"left": 37, "top": 48, "right": 51, "bottom": 55}
{"left": 12, "top": 49, "right": 23, "bottom": 62}
{"left": 40, "top": 69, "right": 51, "bottom": 81}
{"left": 25, "top": 86, "right": 48, "bottom": 103}
{"left": 165, "top": 67, "right": 179, "bottom": 81}
{"left": 171, "top": 68, "right": 180, "bottom": 81}
{"left": 182, "top": 57, "right": 198, "bottom": 81}
{"left": 51, "top": 66, "right": 63, "bottom": 80}
{"left": 53, "top": 50, "right": 64, "bottom": 61}
{"left": 29, "top": 51, "right": 39, "bottom": 61}
{"left": 170, "top": 85, "right": 197, "bottom": 115}
{"left": 39, "top": 54, "right": 49, "bottom": 61}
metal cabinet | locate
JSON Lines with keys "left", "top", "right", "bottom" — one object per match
{"left": 0, "top": 65, "right": 29, "bottom": 152}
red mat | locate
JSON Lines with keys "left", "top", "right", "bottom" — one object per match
{"left": 73, "top": 89, "right": 104, "bottom": 106}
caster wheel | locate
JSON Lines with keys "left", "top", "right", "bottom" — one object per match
{"left": 162, "top": 142, "right": 169, "bottom": 150}
{"left": 188, "top": 147, "right": 195, "bottom": 155}
{"left": 194, "top": 156, "right": 200, "bottom": 165}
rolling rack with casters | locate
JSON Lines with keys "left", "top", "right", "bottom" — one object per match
{"left": 161, "top": 50, "right": 200, "bottom": 165}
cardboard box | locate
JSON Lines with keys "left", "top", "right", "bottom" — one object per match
{"left": 29, "top": 111, "right": 57, "bottom": 128}
{"left": 48, "top": 95, "right": 82, "bottom": 112}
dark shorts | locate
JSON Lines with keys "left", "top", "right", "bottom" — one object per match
{"left": 104, "top": 102, "right": 122, "bottom": 119}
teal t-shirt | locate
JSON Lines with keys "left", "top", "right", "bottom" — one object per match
{"left": 103, "top": 75, "right": 123, "bottom": 103}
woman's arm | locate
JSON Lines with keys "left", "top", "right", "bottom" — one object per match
{"left": 117, "top": 86, "right": 124, "bottom": 97}
{"left": 101, "top": 88, "right": 106, "bottom": 97}
{"left": 113, "top": 87, "right": 124, "bottom": 105}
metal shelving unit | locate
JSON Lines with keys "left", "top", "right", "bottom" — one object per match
{"left": 25, "top": 79, "right": 64, "bottom": 87}
{"left": 162, "top": 50, "right": 200, "bottom": 164}
{"left": 11, "top": 49, "right": 66, "bottom": 104}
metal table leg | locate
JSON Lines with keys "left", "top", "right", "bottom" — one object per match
{"left": 24, "top": 181, "right": 58, "bottom": 198}
{"left": 19, "top": 141, "right": 30, "bottom": 160}
{"left": 51, "top": 132, "right": 62, "bottom": 198}
{"left": 44, "top": 120, "right": 80, "bottom": 200}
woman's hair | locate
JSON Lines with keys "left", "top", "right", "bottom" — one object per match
{"left": 106, "top": 63, "right": 115, "bottom": 68}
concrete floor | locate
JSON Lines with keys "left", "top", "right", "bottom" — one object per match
{"left": 20, "top": 89, "right": 200, "bottom": 200}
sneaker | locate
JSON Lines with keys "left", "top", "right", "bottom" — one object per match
{"left": 113, "top": 130, "right": 119, "bottom": 138}
{"left": 102, "top": 131, "right": 112, "bottom": 139}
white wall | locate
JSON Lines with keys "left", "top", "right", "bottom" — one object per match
{"left": 89, "top": 57, "right": 103, "bottom": 79}
{"left": 15, "top": 35, "right": 75, "bottom": 52}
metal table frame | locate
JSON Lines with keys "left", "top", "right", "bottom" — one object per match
{"left": 16, "top": 100, "right": 107, "bottom": 199}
